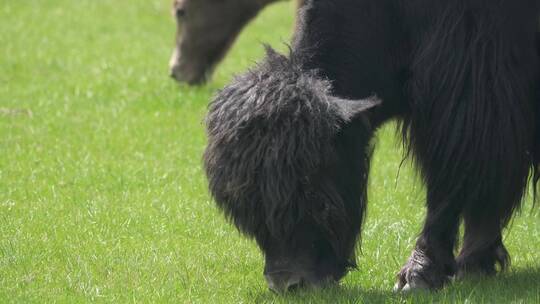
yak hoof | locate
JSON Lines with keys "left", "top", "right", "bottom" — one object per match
{"left": 394, "top": 250, "right": 451, "bottom": 292}
{"left": 393, "top": 272, "right": 430, "bottom": 292}
{"left": 456, "top": 243, "right": 510, "bottom": 279}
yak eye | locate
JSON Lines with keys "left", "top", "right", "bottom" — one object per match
{"left": 176, "top": 8, "right": 186, "bottom": 18}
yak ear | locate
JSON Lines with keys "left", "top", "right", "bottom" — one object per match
{"left": 330, "top": 95, "right": 381, "bottom": 122}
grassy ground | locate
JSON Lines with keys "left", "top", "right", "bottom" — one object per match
{"left": 1, "top": 1, "right": 540, "bottom": 303}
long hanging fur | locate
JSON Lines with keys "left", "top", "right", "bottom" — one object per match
{"left": 401, "top": 3, "right": 538, "bottom": 264}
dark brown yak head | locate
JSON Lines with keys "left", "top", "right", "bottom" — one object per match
{"left": 169, "top": 0, "right": 273, "bottom": 85}
{"left": 204, "top": 48, "right": 380, "bottom": 292}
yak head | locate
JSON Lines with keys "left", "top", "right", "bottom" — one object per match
{"left": 204, "top": 48, "right": 380, "bottom": 292}
{"left": 169, "top": 0, "right": 270, "bottom": 85}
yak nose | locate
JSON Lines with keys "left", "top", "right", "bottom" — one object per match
{"left": 169, "top": 66, "right": 206, "bottom": 85}
{"left": 170, "top": 71, "right": 179, "bottom": 82}
{"left": 169, "top": 67, "right": 181, "bottom": 80}
{"left": 265, "top": 271, "right": 304, "bottom": 293}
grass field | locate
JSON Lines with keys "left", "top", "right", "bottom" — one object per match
{"left": 2, "top": 1, "right": 540, "bottom": 303}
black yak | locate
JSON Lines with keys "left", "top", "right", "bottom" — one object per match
{"left": 204, "top": 0, "right": 540, "bottom": 293}
{"left": 169, "top": 0, "right": 305, "bottom": 85}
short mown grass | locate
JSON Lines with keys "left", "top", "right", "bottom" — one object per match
{"left": 1, "top": 1, "right": 540, "bottom": 303}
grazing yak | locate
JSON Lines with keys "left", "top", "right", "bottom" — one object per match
{"left": 205, "top": 0, "right": 540, "bottom": 293}
{"left": 169, "top": 0, "right": 304, "bottom": 85}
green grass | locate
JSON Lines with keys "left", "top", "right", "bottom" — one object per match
{"left": 1, "top": 1, "right": 540, "bottom": 303}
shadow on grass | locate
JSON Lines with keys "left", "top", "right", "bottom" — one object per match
{"left": 252, "top": 268, "right": 540, "bottom": 303}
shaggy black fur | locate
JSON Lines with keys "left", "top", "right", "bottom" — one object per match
{"left": 204, "top": 0, "right": 540, "bottom": 293}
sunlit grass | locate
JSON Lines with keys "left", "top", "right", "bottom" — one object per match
{"left": 1, "top": 1, "right": 539, "bottom": 302}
